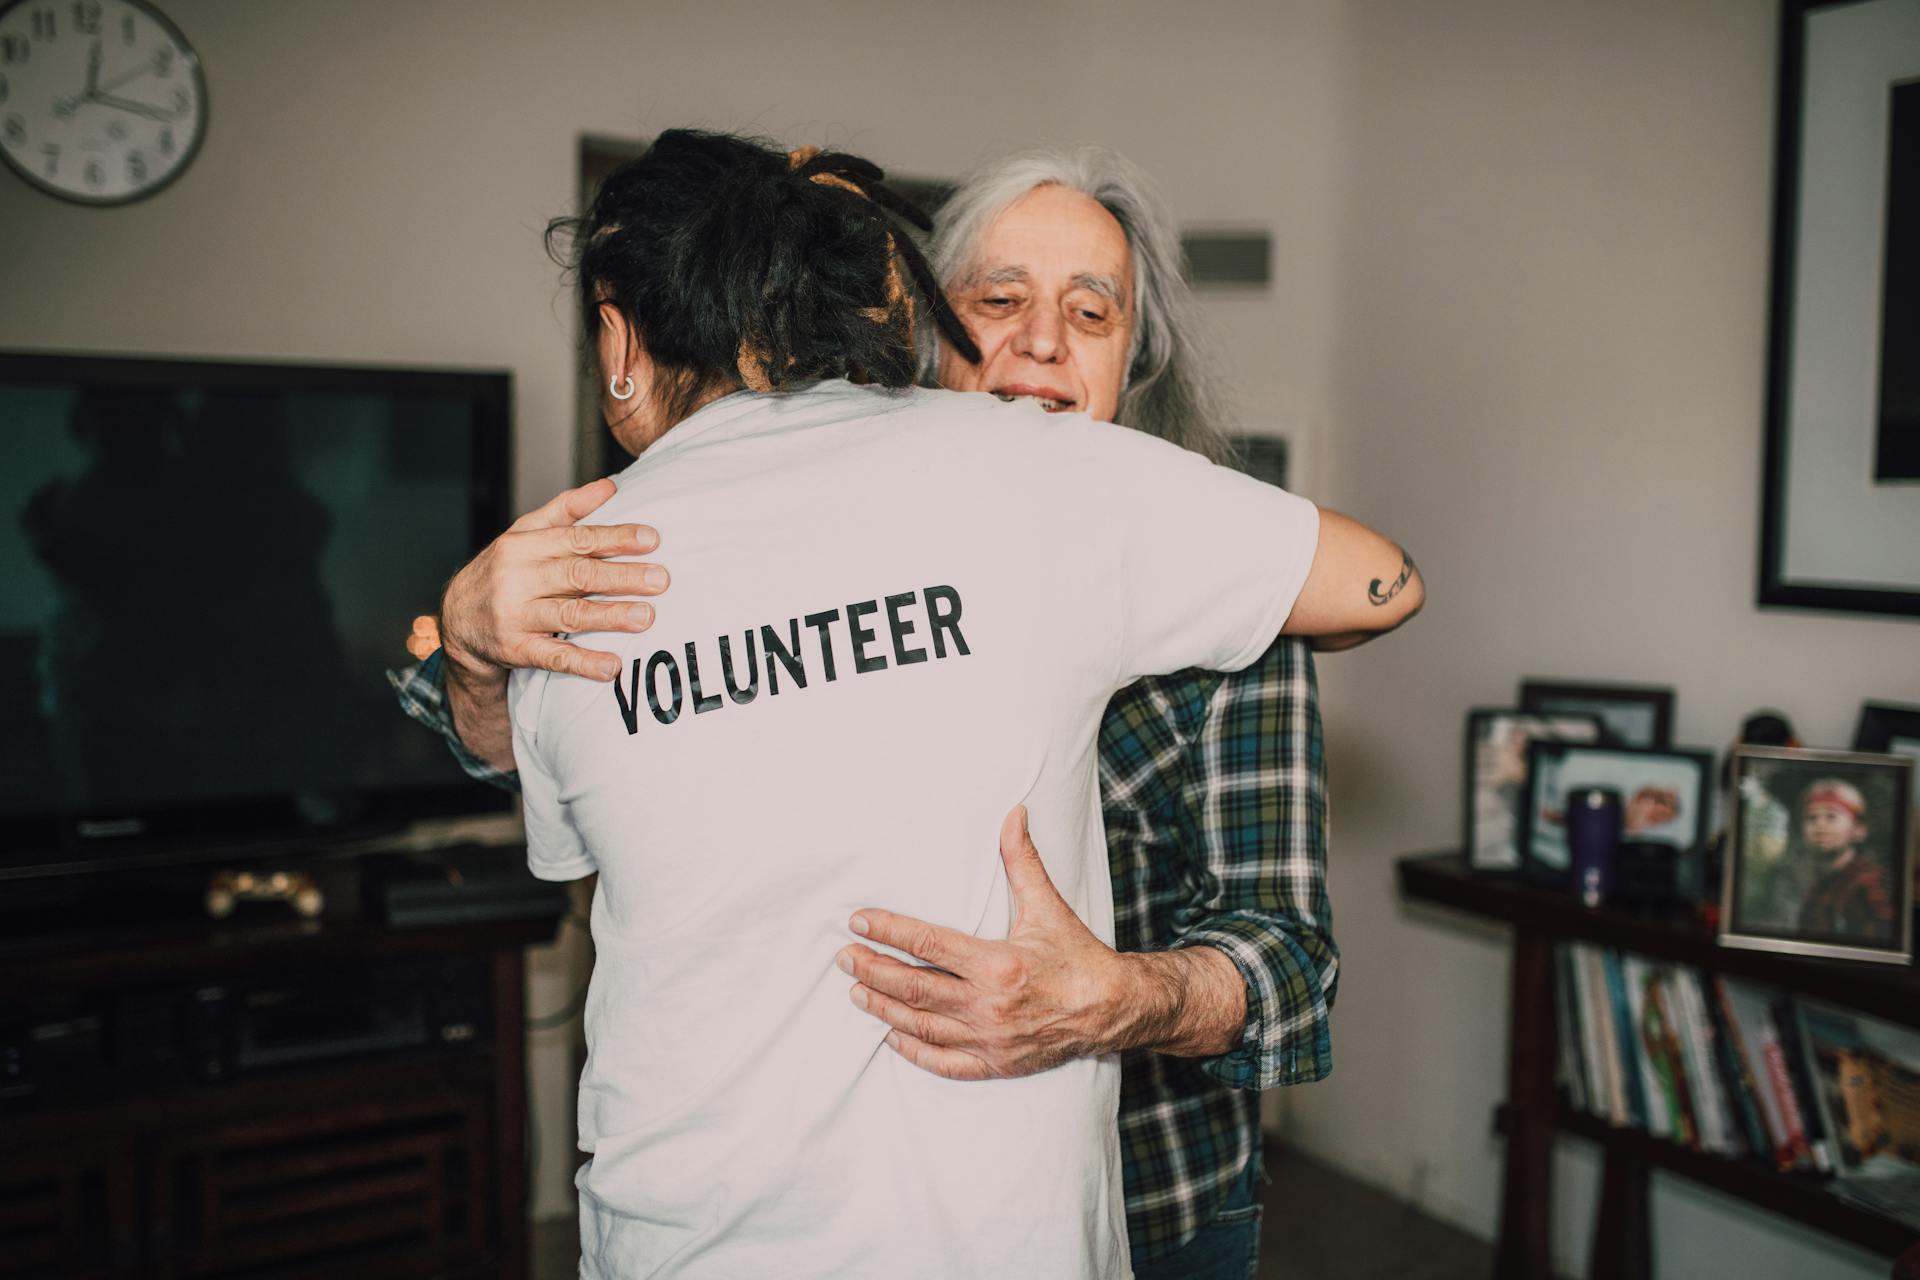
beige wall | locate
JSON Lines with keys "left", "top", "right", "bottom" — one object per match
{"left": 7, "top": 1, "right": 1917, "bottom": 1272}
{"left": 1294, "top": 3, "right": 1919, "bottom": 1277}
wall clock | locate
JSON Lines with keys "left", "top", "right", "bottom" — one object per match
{"left": 0, "top": 0, "right": 207, "bottom": 205}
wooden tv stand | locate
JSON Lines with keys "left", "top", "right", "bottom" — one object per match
{"left": 0, "top": 875, "right": 562, "bottom": 1280}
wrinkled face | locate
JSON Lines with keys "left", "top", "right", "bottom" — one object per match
{"left": 1803, "top": 801, "right": 1865, "bottom": 853}
{"left": 936, "top": 183, "right": 1135, "bottom": 423}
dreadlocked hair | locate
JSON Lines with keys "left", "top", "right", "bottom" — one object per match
{"left": 546, "top": 129, "right": 979, "bottom": 425}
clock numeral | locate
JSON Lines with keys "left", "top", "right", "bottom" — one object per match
{"left": 72, "top": 1, "right": 102, "bottom": 35}
{"left": 83, "top": 157, "right": 103, "bottom": 187}
{"left": 0, "top": 35, "right": 29, "bottom": 64}
{"left": 172, "top": 86, "right": 188, "bottom": 112}
{"left": 30, "top": 8, "right": 56, "bottom": 40}
{"left": 121, "top": 13, "right": 134, "bottom": 44}
{"left": 127, "top": 150, "right": 146, "bottom": 183}
{"left": 0, "top": 73, "right": 9, "bottom": 104}
{"left": 151, "top": 44, "right": 172, "bottom": 76}
{"left": 3, "top": 113, "right": 23, "bottom": 147}
{"left": 104, "top": 117, "right": 126, "bottom": 142}
{"left": 41, "top": 142, "right": 58, "bottom": 175}
{"left": 157, "top": 126, "right": 173, "bottom": 156}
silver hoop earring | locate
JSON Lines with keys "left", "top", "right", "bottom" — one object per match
{"left": 609, "top": 374, "right": 636, "bottom": 401}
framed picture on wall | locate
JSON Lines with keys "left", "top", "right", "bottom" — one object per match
{"left": 1720, "top": 746, "right": 1915, "bottom": 964}
{"left": 1463, "top": 709, "right": 1604, "bottom": 874}
{"left": 1519, "top": 679, "right": 1675, "bottom": 750}
{"left": 1758, "top": 0, "right": 1920, "bottom": 618}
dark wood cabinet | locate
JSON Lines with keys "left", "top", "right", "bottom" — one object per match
{"left": 0, "top": 905, "right": 557, "bottom": 1280}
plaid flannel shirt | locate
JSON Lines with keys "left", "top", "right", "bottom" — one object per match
{"left": 389, "top": 635, "right": 1335, "bottom": 1261}
{"left": 1100, "top": 636, "right": 1336, "bottom": 1257}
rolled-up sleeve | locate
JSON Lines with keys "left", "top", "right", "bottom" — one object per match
{"left": 385, "top": 648, "right": 523, "bottom": 795}
{"left": 1163, "top": 638, "right": 1337, "bottom": 1089}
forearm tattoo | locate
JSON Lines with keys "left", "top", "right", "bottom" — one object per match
{"left": 1368, "top": 550, "right": 1415, "bottom": 606}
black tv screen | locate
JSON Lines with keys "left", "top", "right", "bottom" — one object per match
{"left": 0, "top": 353, "right": 514, "bottom": 877}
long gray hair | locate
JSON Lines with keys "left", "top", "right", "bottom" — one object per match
{"left": 924, "top": 145, "right": 1238, "bottom": 465}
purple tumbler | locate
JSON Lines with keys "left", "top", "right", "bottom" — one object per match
{"left": 1565, "top": 786, "right": 1622, "bottom": 907}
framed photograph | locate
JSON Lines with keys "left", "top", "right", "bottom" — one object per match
{"left": 1519, "top": 679, "right": 1675, "bottom": 750}
{"left": 1464, "top": 709, "right": 1603, "bottom": 874}
{"left": 1758, "top": 0, "right": 1920, "bottom": 618}
{"left": 1856, "top": 702, "right": 1920, "bottom": 781}
{"left": 1721, "top": 746, "right": 1916, "bottom": 964}
{"left": 1797, "top": 1001, "right": 1920, "bottom": 1177}
{"left": 1521, "top": 742, "right": 1713, "bottom": 881}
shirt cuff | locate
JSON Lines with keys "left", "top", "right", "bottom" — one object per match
{"left": 385, "top": 648, "right": 523, "bottom": 795}
{"left": 1168, "top": 911, "right": 1335, "bottom": 1090}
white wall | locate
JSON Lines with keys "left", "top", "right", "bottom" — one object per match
{"left": 1290, "top": 2, "right": 1920, "bottom": 1277}
{"left": 8, "top": 1, "right": 1916, "bottom": 1271}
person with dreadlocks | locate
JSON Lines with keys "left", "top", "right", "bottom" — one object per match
{"left": 454, "top": 129, "right": 1419, "bottom": 1278}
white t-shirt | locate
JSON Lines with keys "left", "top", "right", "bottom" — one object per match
{"left": 508, "top": 381, "right": 1319, "bottom": 1280}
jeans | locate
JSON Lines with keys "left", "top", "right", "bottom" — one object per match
{"left": 1130, "top": 1147, "right": 1265, "bottom": 1280}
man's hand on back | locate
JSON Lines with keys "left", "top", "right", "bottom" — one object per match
{"left": 440, "top": 477, "right": 669, "bottom": 771}
{"left": 837, "top": 806, "right": 1247, "bottom": 1080}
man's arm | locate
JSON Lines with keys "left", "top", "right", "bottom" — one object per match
{"left": 387, "top": 649, "right": 522, "bottom": 793}
{"left": 1155, "top": 637, "right": 1337, "bottom": 1088}
{"left": 386, "top": 478, "right": 670, "bottom": 776}
{"left": 839, "top": 806, "right": 1222, "bottom": 1080}
{"left": 839, "top": 637, "right": 1336, "bottom": 1083}
{"left": 1283, "top": 507, "right": 1425, "bottom": 650}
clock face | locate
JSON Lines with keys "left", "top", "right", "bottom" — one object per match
{"left": 0, "top": 0, "right": 206, "bottom": 205}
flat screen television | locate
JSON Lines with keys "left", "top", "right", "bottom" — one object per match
{"left": 0, "top": 352, "right": 515, "bottom": 880}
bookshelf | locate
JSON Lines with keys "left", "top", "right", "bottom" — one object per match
{"left": 1397, "top": 850, "right": 1920, "bottom": 1280}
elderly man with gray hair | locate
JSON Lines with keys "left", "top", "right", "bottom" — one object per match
{"left": 399, "top": 144, "right": 1394, "bottom": 1279}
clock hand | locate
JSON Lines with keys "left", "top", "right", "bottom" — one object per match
{"left": 87, "top": 91, "right": 179, "bottom": 123}
{"left": 95, "top": 62, "right": 158, "bottom": 95}
{"left": 58, "top": 68, "right": 157, "bottom": 116}
{"left": 51, "top": 44, "right": 106, "bottom": 117}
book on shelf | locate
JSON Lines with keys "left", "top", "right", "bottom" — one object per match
{"left": 1552, "top": 944, "right": 1589, "bottom": 1114}
{"left": 1601, "top": 949, "right": 1650, "bottom": 1130}
{"left": 1719, "top": 976, "right": 1809, "bottom": 1171}
{"left": 1794, "top": 1002, "right": 1920, "bottom": 1231}
{"left": 1622, "top": 954, "right": 1673, "bottom": 1140}
{"left": 1550, "top": 941, "right": 1920, "bottom": 1220}
{"left": 1773, "top": 994, "right": 1834, "bottom": 1174}
{"left": 1668, "top": 968, "right": 1734, "bottom": 1157}
{"left": 1709, "top": 974, "right": 1779, "bottom": 1162}
{"left": 1573, "top": 943, "right": 1626, "bottom": 1126}
{"left": 1650, "top": 967, "right": 1704, "bottom": 1146}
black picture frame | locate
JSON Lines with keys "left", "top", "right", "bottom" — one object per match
{"left": 1519, "top": 679, "right": 1676, "bottom": 750}
{"left": 1520, "top": 741, "right": 1713, "bottom": 884}
{"left": 1719, "top": 746, "right": 1915, "bottom": 964}
{"left": 1856, "top": 701, "right": 1920, "bottom": 820}
{"left": 1463, "top": 708, "right": 1604, "bottom": 875}
{"left": 1758, "top": 0, "right": 1920, "bottom": 618}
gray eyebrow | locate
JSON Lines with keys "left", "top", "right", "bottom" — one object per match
{"left": 961, "top": 265, "right": 1125, "bottom": 306}
{"left": 1070, "top": 273, "right": 1125, "bottom": 304}
{"left": 965, "top": 265, "right": 1028, "bottom": 286}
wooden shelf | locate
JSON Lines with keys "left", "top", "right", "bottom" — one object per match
{"left": 1552, "top": 1107, "right": 1919, "bottom": 1259}
{"left": 0, "top": 911, "right": 559, "bottom": 996}
{"left": 1399, "top": 851, "right": 1920, "bottom": 1029}
{"left": 1397, "top": 849, "right": 1920, "bottom": 1280}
